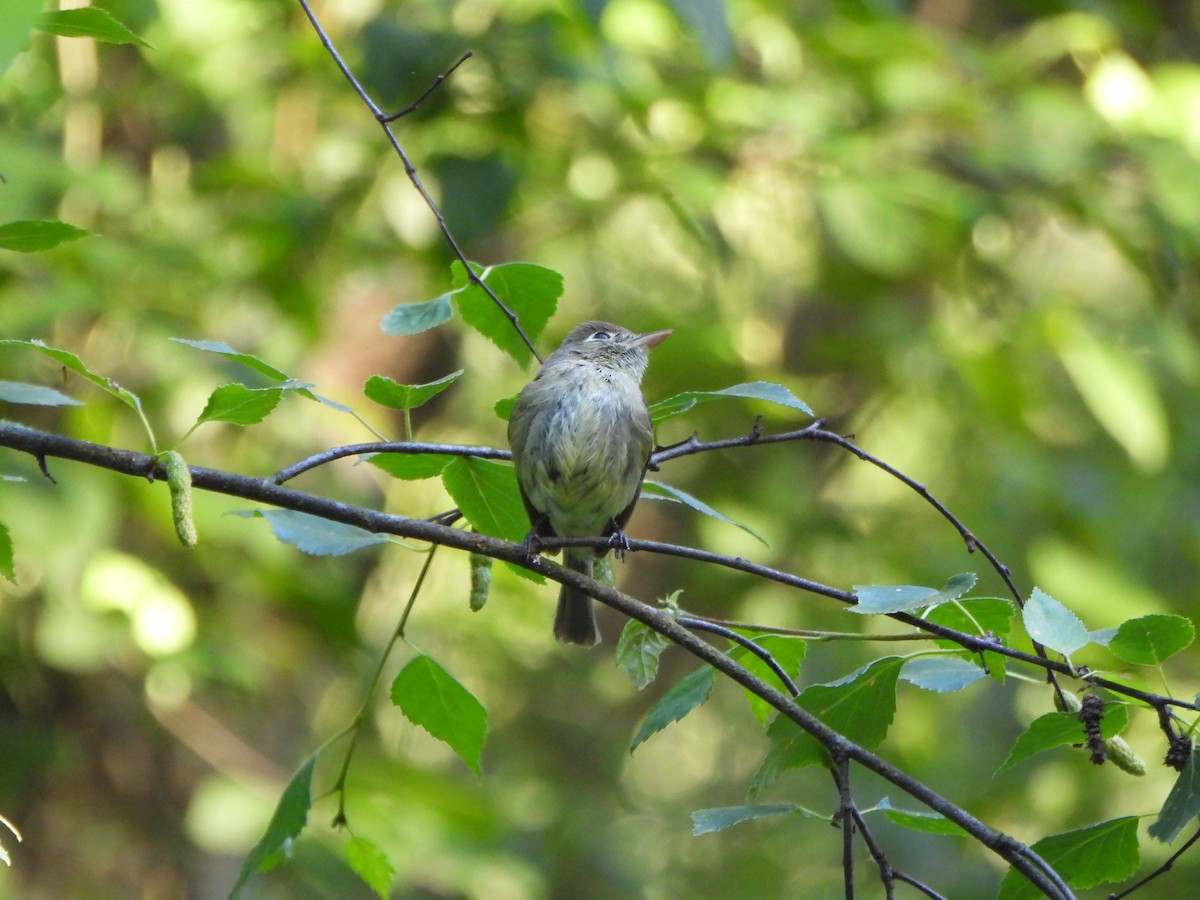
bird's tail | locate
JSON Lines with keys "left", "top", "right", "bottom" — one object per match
{"left": 554, "top": 550, "right": 600, "bottom": 646}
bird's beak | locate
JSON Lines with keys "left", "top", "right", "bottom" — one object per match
{"left": 631, "top": 328, "right": 673, "bottom": 350}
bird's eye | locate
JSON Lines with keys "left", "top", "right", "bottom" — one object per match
{"left": 590, "top": 331, "right": 611, "bottom": 341}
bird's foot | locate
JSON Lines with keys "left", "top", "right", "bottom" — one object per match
{"left": 606, "top": 530, "right": 632, "bottom": 561}
{"left": 522, "top": 531, "right": 545, "bottom": 561}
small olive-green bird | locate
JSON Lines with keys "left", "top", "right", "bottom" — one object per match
{"left": 508, "top": 321, "right": 672, "bottom": 646}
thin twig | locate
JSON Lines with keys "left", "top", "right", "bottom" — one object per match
{"left": 1108, "top": 824, "right": 1200, "bottom": 899}
{"left": 295, "top": 1, "right": 542, "bottom": 363}
{"left": 677, "top": 617, "right": 800, "bottom": 696}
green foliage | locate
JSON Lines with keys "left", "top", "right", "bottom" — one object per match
{"left": 0, "top": 380, "right": 81, "bottom": 406}
{"left": 0, "top": 220, "right": 91, "bottom": 252}
{"left": 190, "top": 384, "right": 283, "bottom": 430}
{"left": 898, "top": 656, "right": 987, "bottom": 693}
{"left": 37, "top": 8, "right": 150, "bottom": 47}
{"left": 998, "top": 705, "right": 1131, "bottom": 774}
{"left": 630, "top": 665, "right": 717, "bottom": 752}
{"left": 1148, "top": 751, "right": 1200, "bottom": 844}
{"left": 1108, "top": 614, "right": 1195, "bottom": 665}
{"left": 363, "top": 370, "right": 463, "bottom": 411}
{"left": 232, "top": 754, "right": 317, "bottom": 898}
{"left": 1022, "top": 587, "right": 1093, "bottom": 657}
{"left": 851, "top": 572, "right": 977, "bottom": 615}
{"left": 344, "top": 834, "right": 395, "bottom": 899}
{"left": 997, "top": 817, "right": 1140, "bottom": 900}
{"left": 690, "top": 803, "right": 809, "bottom": 836}
{"left": 0, "top": 522, "right": 14, "bottom": 583}
{"left": 239, "top": 509, "right": 389, "bottom": 557}
{"left": 870, "top": 797, "right": 967, "bottom": 837}
{"left": 615, "top": 618, "right": 673, "bottom": 690}
{"left": 649, "top": 382, "right": 812, "bottom": 424}
{"left": 390, "top": 654, "right": 488, "bottom": 779}
{"left": 641, "top": 480, "right": 767, "bottom": 544}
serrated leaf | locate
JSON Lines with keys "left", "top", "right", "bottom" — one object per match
{"left": 1108, "top": 614, "right": 1195, "bottom": 666}
{"left": 451, "top": 261, "right": 560, "bottom": 366}
{"left": 368, "top": 453, "right": 452, "bottom": 480}
{"left": 380, "top": 293, "right": 454, "bottom": 336}
{"left": 0, "top": 340, "right": 143, "bottom": 414}
{"left": 38, "top": 8, "right": 150, "bottom": 46}
{"left": 1023, "top": 587, "right": 1091, "bottom": 656}
{"left": 730, "top": 635, "right": 808, "bottom": 726}
{"left": 231, "top": 754, "right": 317, "bottom": 897}
{"left": 0, "top": 380, "right": 82, "bottom": 406}
{"left": 997, "top": 817, "right": 1140, "bottom": 900}
{"left": 364, "top": 370, "right": 463, "bottom": 411}
{"left": 641, "top": 481, "right": 768, "bottom": 545}
{"left": 391, "top": 654, "right": 488, "bottom": 778}
{"left": 615, "top": 619, "right": 672, "bottom": 690}
{"left": 0, "top": 522, "right": 14, "bottom": 583}
{"left": 751, "top": 657, "right": 903, "bottom": 795}
{"left": 997, "top": 705, "right": 1130, "bottom": 774}
{"left": 900, "top": 656, "right": 987, "bottom": 693}
{"left": 246, "top": 509, "right": 389, "bottom": 556}
{"left": 851, "top": 573, "right": 976, "bottom": 615}
{"left": 1148, "top": 749, "right": 1200, "bottom": 843}
{"left": 871, "top": 798, "right": 967, "bottom": 836}
{"left": 691, "top": 804, "right": 803, "bottom": 835}
{"left": 630, "top": 666, "right": 717, "bottom": 752}
{"left": 170, "top": 338, "right": 291, "bottom": 381}
{"left": 649, "top": 381, "right": 812, "bottom": 424}
{"left": 193, "top": 384, "right": 281, "bottom": 427}
{"left": 441, "top": 456, "right": 540, "bottom": 583}
{"left": 0, "top": 220, "right": 92, "bottom": 252}
{"left": 345, "top": 835, "right": 395, "bottom": 899}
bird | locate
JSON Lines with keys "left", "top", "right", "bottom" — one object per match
{"left": 508, "top": 321, "right": 672, "bottom": 646}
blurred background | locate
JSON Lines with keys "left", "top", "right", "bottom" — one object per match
{"left": 2, "top": 0, "right": 1199, "bottom": 897}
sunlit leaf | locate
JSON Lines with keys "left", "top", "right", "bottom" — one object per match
{"left": 193, "top": 384, "right": 282, "bottom": 427}
{"left": 364, "top": 370, "right": 463, "bottom": 410}
{"left": 380, "top": 293, "right": 454, "bottom": 336}
{"left": 997, "top": 817, "right": 1139, "bottom": 900}
{"left": 851, "top": 573, "right": 977, "bottom": 615}
{"left": 345, "top": 834, "right": 395, "bottom": 899}
{"left": 899, "top": 656, "right": 987, "bottom": 693}
{"left": 1023, "top": 587, "right": 1091, "bottom": 656}
{"left": 391, "top": 654, "right": 488, "bottom": 778}
{"left": 368, "top": 453, "right": 452, "bottom": 480}
{"left": 451, "top": 261, "right": 560, "bottom": 367}
{"left": 997, "top": 705, "right": 1129, "bottom": 774}
{"left": 0, "top": 220, "right": 91, "bottom": 252}
{"left": 1107, "top": 614, "right": 1194, "bottom": 666}
{"left": 231, "top": 754, "right": 317, "bottom": 897}
{"left": 649, "top": 381, "right": 812, "bottom": 424}
{"left": 38, "top": 8, "right": 150, "bottom": 46}
{"left": 730, "top": 634, "right": 808, "bottom": 726}
{"left": 871, "top": 797, "right": 967, "bottom": 836}
{"left": 0, "top": 340, "right": 143, "bottom": 414}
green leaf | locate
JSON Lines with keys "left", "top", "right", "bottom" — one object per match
{"left": 997, "top": 705, "right": 1130, "bottom": 774}
{"left": 492, "top": 393, "right": 517, "bottom": 422}
{"left": 851, "top": 573, "right": 976, "bottom": 615}
{"left": 0, "top": 0, "right": 43, "bottom": 82}
{"left": 870, "top": 797, "right": 967, "bottom": 836}
{"left": 615, "top": 620, "right": 672, "bottom": 690}
{"left": 691, "top": 803, "right": 804, "bottom": 836}
{"left": 899, "top": 656, "right": 987, "bottom": 693}
{"left": 925, "top": 598, "right": 1016, "bottom": 639}
{"left": 364, "top": 370, "right": 463, "bottom": 410}
{"left": 441, "top": 457, "right": 527, "bottom": 543}
{"left": 231, "top": 754, "right": 317, "bottom": 897}
{"left": 0, "top": 380, "right": 82, "bottom": 406}
{"left": 997, "top": 817, "right": 1140, "bottom": 900}
{"left": 649, "top": 381, "right": 812, "bottom": 424}
{"left": 1023, "top": 587, "right": 1091, "bottom": 656}
{"left": 1148, "top": 749, "right": 1200, "bottom": 843}
{"left": 193, "top": 384, "right": 282, "bottom": 427}
{"left": 1108, "top": 614, "right": 1195, "bottom": 666}
{"left": 730, "top": 635, "right": 808, "bottom": 726}
{"left": 0, "top": 522, "right": 14, "bottom": 584}
{"left": 0, "top": 220, "right": 92, "bottom": 252}
{"left": 0, "top": 340, "right": 145, "bottom": 417}
{"left": 170, "top": 338, "right": 352, "bottom": 414}
{"left": 641, "top": 481, "right": 768, "bottom": 545}
{"left": 391, "top": 654, "right": 488, "bottom": 778}
{"left": 380, "top": 293, "right": 454, "bottom": 336}
{"left": 751, "top": 657, "right": 903, "bottom": 795}
{"left": 38, "top": 8, "right": 150, "bottom": 46}
{"left": 242, "top": 509, "right": 389, "bottom": 556}
{"left": 451, "top": 261, "right": 560, "bottom": 367}
{"left": 368, "top": 453, "right": 452, "bottom": 480}
{"left": 630, "top": 666, "right": 717, "bottom": 752}
{"left": 345, "top": 835, "right": 395, "bottom": 899}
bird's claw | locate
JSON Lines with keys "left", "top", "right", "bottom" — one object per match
{"left": 522, "top": 531, "right": 544, "bottom": 561}
{"left": 607, "top": 530, "right": 631, "bottom": 560}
